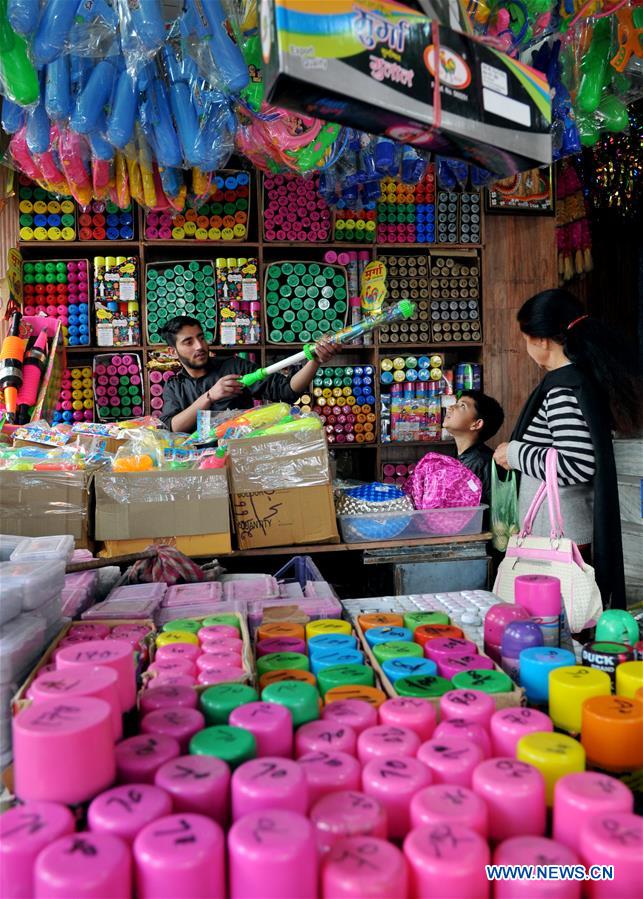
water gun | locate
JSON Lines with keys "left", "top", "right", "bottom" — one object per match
{"left": 213, "top": 402, "right": 290, "bottom": 440}
{"left": 6, "top": 0, "right": 39, "bottom": 35}
{"left": 611, "top": 4, "right": 643, "bottom": 73}
{"left": 198, "top": 446, "right": 227, "bottom": 468}
{"left": 0, "top": 312, "right": 25, "bottom": 422}
{"left": 1, "top": 95, "right": 24, "bottom": 133}
{"left": 16, "top": 329, "right": 48, "bottom": 424}
{"left": 240, "top": 300, "right": 416, "bottom": 389}
{"left": 254, "top": 416, "right": 323, "bottom": 438}
{"left": 0, "top": 0, "right": 38, "bottom": 105}
{"left": 182, "top": 0, "right": 249, "bottom": 95}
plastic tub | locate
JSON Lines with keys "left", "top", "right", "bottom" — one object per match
{"left": 0, "top": 614, "right": 47, "bottom": 684}
{"left": 339, "top": 505, "right": 487, "bottom": 543}
{"left": 0, "top": 534, "right": 24, "bottom": 561}
{"left": 10, "top": 534, "right": 75, "bottom": 564}
{"left": 0, "top": 560, "right": 66, "bottom": 611}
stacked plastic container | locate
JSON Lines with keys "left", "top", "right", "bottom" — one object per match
{"left": 93, "top": 353, "right": 144, "bottom": 421}
{"left": 0, "top": 535, "right": 72, "bottom": 763}
{"left": 53, "top": 365, "right": 94, "bottom": 424}
{"left": 22, "top": 260, "right": 90, "bottom": 346}
{"left": 149, "top": 369, "right": 176, "bottom": 416}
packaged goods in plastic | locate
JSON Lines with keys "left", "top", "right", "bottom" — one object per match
{"left": 0, "top": 560, "right": 66, "bottom": 611}
{"left": 0, "top": 470, "right": 92, "bottom": 544}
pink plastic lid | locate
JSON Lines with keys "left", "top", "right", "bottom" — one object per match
{"left": 140, "top": 684, "right": 198, "bottom": 715}
{"left": 362, "top": 756, "right": 432, "bottom": 840}
{"left": 154, "top": 755, "right": 230, "bottom": 825}
{"left": 578, "top": 813, "right": 642, "bottom": 899}
{"left": 515, "top": 575, "right": 562, "bottom": 617}
{"left": 115, "top": 734, "right": 180, "bottom": 785}
{"left": 410, "top": 784, "right": 489, "bottom": 837}
{"left": 140, "top": 707, "right": 205, "bottom": 753}
{"left": 155, "top": 643, "right": 201, "bottom": 664}
{"left": 197, "top": 667, "right": 246, "bottom": 686}
{"left": 553, "top": 772, "right": 634, "bottom": 853}
{"left": 147, "top": 658, "right": 197, "bottom": 678}
{"left": 493, "top": 837, "right": 580, "bottom": 898}
{"left": 197, "top": 652, "right": 242, "bottom": 672}
{"left": 134, "top": 814, "right": 225, "bottom": 899}
{"left": 228, "top": 701, "right": 293, "bottom": 758}
{"left": 297, "top": 751, "right": 361, "bottom": 811}
{"left": 424, "top": 638, "right": 478, "bottom": 661}
{"left": 438, "top": 654, "right": 494, "bottom": 680}
{"left": 295, "top": 720, "right": 357, "bottom": 758}
{"left": 68, "top": 623, "right": 110, "bottom": 640}
{"left": 88, "top": 783, "right": 172, "bottom": 844}
{"left": 256, "top": 637, "right": 306, "bottom": 658}
{"left": 491, "top": 707, "right": 554, "bottom": 757}
{"left": 310, "top": 791, "right": 387, "bottom": 854}
{"left": 321, "top": 699, "right": 378, "bottom": 735}
{"left": 0, "top": 801, "right": 75, "bottom": 899}
{"left": 13, "top": 697, "right": 115, "bottom": 806}
{"left": 322, "top": 836, "right": 408, "bottom": 899}
{"left": 198, "top": 625, "right": 238, "bottom": 641}
{"left": 56, "top": 639, "right": 136, "bottom": 712}
{"left": 27, "top": 664, "right": 122, "bottom": 740}
{"left": 357, "top": 725, "right": 421, "bottom": 764}
{"left": 228, "top": 810, "right": 317, "bottom": 899}
{"left": 378, "top": 697, "right": 437, "bottom": 741}
{"left": 439, "top": 689, "right": 495, "bottom": 728}
{"left": 403, "top": 823, "right": 490, "bottom": 898}
{"left": 151, "top": 674, "right": 197, "bottom": 688}
{"left": 34, "top": 832, "right": 131, "bottom": 899}
{"left": 433, "top": 720, "right": 491, "bottom": 758}
{"left": 231, "top": 757, "right": 308, "bottom": 821}
{"left": 472, "top": 758, "right": 547, "bottom": 842}
{"left": 484, "top": 604, "right": 531, "bottom": 647}
{"left": 417, "top": 736, "right": 484, "bottom": 787}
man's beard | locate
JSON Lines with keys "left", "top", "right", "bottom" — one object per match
{"left": 177, "top": 349, "right": 209, "bottom": 371}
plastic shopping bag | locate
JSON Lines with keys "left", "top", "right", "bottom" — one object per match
{"left": 491, "top": 462, "right": 519, "bottom": 552}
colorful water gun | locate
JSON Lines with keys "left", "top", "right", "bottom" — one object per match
{"left": 254, "top": 416, "right": 323, "bottom": 438}
{"left": 0, "top": 0, "right": 38, "bottom": 105}
{"left": 611, "top": 3, "right": 643, "bottom": 72}
{"left": 16, "top": 329, "right": 48, "bottom": 424}
{"left": 0, "top": 312, "right": 26, "bottom": 422}
{"left": 240, "top": 300, "right": 416, "bottom": 389}
{"left": 212, "top": 402, "right": 291, "bottom": 440}
{"left": 182, "top": 0, "right": 249, "bottom": 95}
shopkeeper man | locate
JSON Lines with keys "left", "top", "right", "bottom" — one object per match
{"left": 160, "top": 315, "right": 340, "bottom": 432}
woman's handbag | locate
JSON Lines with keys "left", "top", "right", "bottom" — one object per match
{"left": 493, "top": 448, "right": 603, "bottom": 633}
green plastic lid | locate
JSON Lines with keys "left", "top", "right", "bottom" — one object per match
{"left": 373, "top": 641, "right": 424, "bottom": 663}
{"left": 162, "top": 618, "right": 200, "bottom": 634}
{"left": 451, "top": 669, "right": 514, "bottom": 694}
{"left": 261, "top": 681, "right": 319, "bottom": 726}
{"left": 189, "top": 725, "right": 256, "bottom": 768}
{"left": 257, "top": 652, "right": 310, "bottom": 677}
{"left": 317, "top": 664, "right": 374, "bottom": 696}
{"left": 200, "top": 683, "right": 259, "bottom": 725}
{"left": 395, "top": 675, "right": 452, "bottom": 698}
{"left": 202, "top": 614, "right": 241, "bottom": 631}
{"left": 404, "top": 612, "right": 450, "bottom": 631}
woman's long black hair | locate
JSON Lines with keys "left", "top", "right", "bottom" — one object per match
{"left": 517, "top": 289, "right": 642, "bottom": 434}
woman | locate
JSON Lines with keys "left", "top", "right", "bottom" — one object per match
{"left": 493, "top": 289, "right": 642, "bottom": 610}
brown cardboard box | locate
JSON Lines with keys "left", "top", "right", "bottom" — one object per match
{"left": 94, "top": 468, "right": 230, "bottom": 544}
{"left": 99, "top": 532, "right": 232, "bottom": 558}
{"left": 0, "top": 468, "right": 93, "bottom": 547}
{"left": 227, "top": 430, "right": 339, "bottom": 550}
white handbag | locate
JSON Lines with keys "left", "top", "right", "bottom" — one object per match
{"left": 494, "top": 448, "right": 603, "bottom": 633}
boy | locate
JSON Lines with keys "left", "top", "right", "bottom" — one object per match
{"left": 443, "top": 390, "right": 505, "bottom": 504}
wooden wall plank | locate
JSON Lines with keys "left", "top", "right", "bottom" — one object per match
{"left": 482, "top": 214, "right": 557, "bottom": 445}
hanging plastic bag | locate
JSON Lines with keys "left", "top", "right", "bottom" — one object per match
{"left": 490, "top": 461, "right": 519, "bottom": 552}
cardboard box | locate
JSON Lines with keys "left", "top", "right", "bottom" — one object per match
{"left": 262, "top": 0, "right": 551, "bottom": 177}
{"left": 94, "top": 468, "right": 230, "bottom": 544}
{"left": 99, "top": 532, "right": 232, "bottom": 558}
{"left": 228, "top": 430, "right": 339, "bottom": 550}
{"left": 0, "top": 468, "right": 93, "bottom": 547}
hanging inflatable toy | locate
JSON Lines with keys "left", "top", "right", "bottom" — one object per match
{"left": 0, "top": 0, "right": 38, "bottom": 105}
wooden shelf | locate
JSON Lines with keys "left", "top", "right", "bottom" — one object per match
{"left": 19, "top": 241, "right": 138, "bottom": 250}
{"left": 379, "top": 342, "right": 483, "bottom": 350}
{"left": 143, "top": 240, "right": 259, "bottom": 249}
{"left": 381, "top": 440, "right": 455, "bottom": 448}
{"left": 222, "top": 532, "right": 492, "bottom": 557}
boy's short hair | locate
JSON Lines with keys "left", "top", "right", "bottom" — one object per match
{"left": 461, "top": 390, "right": 504, "bottom": 442}
{"left": 159, "top": 316, "right": 203, "bottom": 348}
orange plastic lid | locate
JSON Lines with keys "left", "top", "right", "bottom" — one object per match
{"left": 414, "top": 624, "right": 465, "bottom": 646}
{"left": 259, "top": 668, "right": 317, "bottom": 691}
{"left": 256, "top": 622, "right": 306, "bottom": 642}
{"left": 581, "top": 695, "right": 643, "bottom": 772}
{"left": 324, "top": 685, "right": 387, "bottom": 708}
{"left": 358, "top": 613, "right": 404, "bottom": 632}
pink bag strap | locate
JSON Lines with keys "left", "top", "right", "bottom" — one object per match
{"left": 519, "top": 448, "right": 565, "bottom": 539}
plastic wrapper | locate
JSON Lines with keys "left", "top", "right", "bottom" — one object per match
{"left": 221, "top": 574, "right": 280, "bottom": 601}
{"left": 181, "top": 0, "right": 249, "bottom": 95}
{"left": 11, "top": 534, "right": 74, "bottom": 564}
{"left": 30, "top": 0, "right": 116, "bottom": 67}
{"left": 491, "top": 463, "right": 519, "bottom": 552}
{"left": 0, "top": 468, "right": 91, "bottom": 540}
{"left": 0, "top": 0, "right": 39, "bottom": 106}
{"left": 246, "top": 596, "right": 343, "bottom": 636}
{"left": 1, "top": 94, "right": 24, "bottom": 132}
{"left": 162, "top": 581, "right": 224, "bottom": 608}
{"left": 115, "top": 0, "right": 168, "bottom": 76}
{"left": 227, "top": 428, "right": 332, "bottom": 492}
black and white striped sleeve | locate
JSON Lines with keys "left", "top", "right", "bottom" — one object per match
{"left": 511, "top": 388, "right": 595, "bottom": 486}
